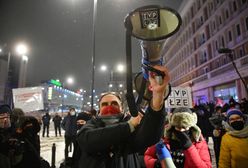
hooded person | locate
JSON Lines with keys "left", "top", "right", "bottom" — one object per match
{"left": 76, "top": 112, "right": 92, "bottom": 130}
{"left": 219, "top": 108, "right": 248, "bottom": 168}
{"left": 144, "top": 107, "right": 212, "bottom": 168}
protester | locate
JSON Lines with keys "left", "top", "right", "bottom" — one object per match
{"left": 14, "top": 115, "right": 42, "bottom": 168}
{"left": 76, "top": 111, "right": 92, "bottom": 130}
{"left": 209, "top": 106, "right": 226, "bottom": 167}
{"left": 53, "top": 113, "right": 62, "bottom": 137}
{"left": 195, "top": 104, "right": 214, "bottom": 143}
{"left": 240, "top": 98, "right": 248, "bottom": 114}
{"left": 75, "top": 65, "right": 170, "bottom": 168}
{"left": 144, "top": 107, "right": 212, "bottom": 168}
{"left": 42, "top": 112, "right": 51, "bottom": 137}
{"left": 0, "top": 104, "right": 12, "bottom": 168}
{"left": 0, "top": 105, "right": 47, "bottom": 168}
{"left": 61, "top": 108, "right": 77, "bottom": 160}
{"left": 218, "top": 108, "right": 248, "bottom": 168}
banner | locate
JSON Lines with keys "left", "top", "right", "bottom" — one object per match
{"left": 165, "top": 87, "right": 193, "bottom": 108}
{"left": 12, "top": 87, "right": 44, "bottom": 112}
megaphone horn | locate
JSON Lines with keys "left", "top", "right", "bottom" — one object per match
{"left": 124, "top": 5, "right": 182, "bottom": 115}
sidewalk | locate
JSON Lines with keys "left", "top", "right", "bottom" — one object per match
{"left": 40, "top": 126, "right": 73, "bottom": 167}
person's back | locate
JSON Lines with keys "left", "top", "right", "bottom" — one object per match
{"left": 42, "top": 112, "right": 51, "bottom": 137}
{"left": 42, "top": 113, "right": 50, "bottom": 125}
{"left": 53, "top": 113, "right": 62, "bottom": 136}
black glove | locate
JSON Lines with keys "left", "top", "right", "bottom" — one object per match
{"left": 154, "top": 159, "right": 162, "bottom": 168}
{"left": 174, "top": 130, "right": 192, "bottom": 150}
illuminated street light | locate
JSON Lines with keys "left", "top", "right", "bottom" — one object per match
{"left": 22, "top": 55, "right": 29, "bottom": 61}
{"left": 100, "top": 64, "right": 107, "bottom": 71}
{"left": 117, "top": 64, "right": 125, "bottom": 72}
{"left": 67, "top": 77, "right": 74, "bottom": 85}
{"left": 16, "top": 43, "right": 29, "bottom": 88}
{"left": 60, "top": 76, "right": 75, "bottom": 115}
{"left": 16, "top": 43, "right": 28, "bottom": 55}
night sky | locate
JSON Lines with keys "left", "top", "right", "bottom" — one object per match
{"left": 0, "top": 0, "right": 182, "bottom": 95}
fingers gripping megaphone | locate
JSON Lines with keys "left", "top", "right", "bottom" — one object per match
{"left": 124, "top": 5, "right": 182, "bottom": 116}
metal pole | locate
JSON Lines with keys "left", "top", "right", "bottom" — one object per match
{"left": 4, "top": 52, "right": 11, "bottom": 104}
{"left": 90, "top": 0, "right": 98, "bottom": 110}
{"left": 62, "top": 82, "right": 64, "bottom": 117}
{"left": 51, "top": 143, "right": 56, "bottom": 168}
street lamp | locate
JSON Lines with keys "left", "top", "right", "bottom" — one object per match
{"left": 1, "top": 43, "right": 29, "bottom": 104}
{"left": 16, "top": 43, "right": 29, "bottom": 88}
{"left": 90, "top": 0, "right": 98, "bottom": 110}
{"left": 100, "top": 63, "right": 125, "bottom": 91}
{"left": 59, "top": 77, "right": 74, "bottom": 115}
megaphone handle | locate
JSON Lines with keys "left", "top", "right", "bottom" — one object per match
{"left": 142, "top": 63, "right": 165, "bottom": 85}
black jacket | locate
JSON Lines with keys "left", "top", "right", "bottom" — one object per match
{"left": 62, "top": 115, "right": 77, "bottom": 137}
{"left": 76, "top": 105, "right": 166, "bottom": 168}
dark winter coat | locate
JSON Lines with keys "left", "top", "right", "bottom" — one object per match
{"left": 42, "top": 114, "right": 51, "bottom": 126}
{"left": 53, "top": 115, "right": 62, "bottom": 126}
{"left": 61, "top": 115, "right": 77, "bottom": 137}
{"left": 76, "top": 105, "right": 166, "bottom": 168}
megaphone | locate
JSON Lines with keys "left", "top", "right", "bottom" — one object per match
{"left": 124, "top": 5, "right": 182, "bottom": 116}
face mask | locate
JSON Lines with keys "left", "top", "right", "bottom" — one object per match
{"left": 101, "top": 105, "right": 120, "bottom": 116}
{"left": 98, "top": 114, "right": 124, "bottom": 125}
{"left": 71, "top": 111, "right": 76, "bottom": 116}
{"left": 230, "top": 120, "right": 244, "bottom": 130}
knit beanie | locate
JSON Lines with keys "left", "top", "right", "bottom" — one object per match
{"left": 0, "top": 104, "right": 12, "bottom": 114}
{"left": 77, "top": 112, "right": 92, "bottom": 121}
{"left": 227, "top": 108, "right": 243, "bottom": 121}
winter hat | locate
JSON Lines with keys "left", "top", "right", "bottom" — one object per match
{"left": 170, "top": 107, "right": 197, "bottom": 129}
{"left": 77, "top": 112, "right": 92, "bottom": 121}
{"left": 227, "top": 108, "right": 243, "bottom": 120}
{"left": 165, "top": 107, "right": 202, "bottom": 142}
{"left": 0, "top": 104, "right": 12, "bottom": 114}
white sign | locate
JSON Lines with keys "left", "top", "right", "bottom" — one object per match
{"left": 12, "top": 87, "right": 44, "bottom": 112}
{"left": 165, "top": 87, "right": 193, "bottom": 108}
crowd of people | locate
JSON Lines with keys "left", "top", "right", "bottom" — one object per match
{"left": 1, "top": 64, "right": 248, "bottom": 168}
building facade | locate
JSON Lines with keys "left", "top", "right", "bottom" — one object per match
{"left": 164, "top": 0, "right": 248, "bottom": 104}
{"left": 41, "top": 81, "right": 83, "bottom": 113}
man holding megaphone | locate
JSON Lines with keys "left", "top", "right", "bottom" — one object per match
{"left": 72, "top": 5, "right": 183, "bottom": 168}
{"left": 74, "top": 65, "right": 170, "bottom": 168}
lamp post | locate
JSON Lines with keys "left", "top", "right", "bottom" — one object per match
{"left": 59, "top": 77, "right": 74, "bottom": 116}
{"left": 90, "top": 0, "right": 98, "bottom": 110}
{"left": 100, "top": 63, "right": 125, "bottom": 92}
{"left": 16, "top": 44, "right": 29, "bottom": 88}
{"left": 1, "top": 43, "right": 28, "bottom": 105}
